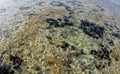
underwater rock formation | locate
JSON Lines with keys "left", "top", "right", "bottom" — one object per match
{"left": 46, "top": 16, "right": 73, "bottom": 28}
{"left": 9, "top": 55, "right": 23, "bottom": 70}
{"left": 0, "top": 65, "right": 14, "bottom": 74}
{"left": 46, "top": 18, "right": 59, "bottom": 27}
{"left": 90, "top": 44, "right": 113, "bottom": 69}
{"left": 112, "top": 33, "right": 120, "bottom": 39}
{"left": 80, "top": 20, "right": 105, "bottom": 39}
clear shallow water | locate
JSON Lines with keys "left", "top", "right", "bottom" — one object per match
{"left": 109, "top": 0, "right": 120, "bottom": 5}
{"left": 0, "top": 0, "right": 120, "bottom": 74}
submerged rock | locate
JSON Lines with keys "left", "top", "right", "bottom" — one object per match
{"left": 46, "top": 18, "right": 59, "bottom": 27}
{"left": 9, "top": 55, "right": 23, "bottom": 66}
{"left": 0, "top": 65, "right": 14, "bottom": 74}
{"left": 112, "top": 33, "right": 120, "bottom": 39}
{"left": 46, "top": 17, "right": 73, "bottom": 28}
{"left": 9, "top": 55, "right": 23, "bottom": 70}
{"left": 80, "top": 20, "right": 105, "bottom": 39}
{"left": 90, "top": 44, "right": 113, "bottom": 70}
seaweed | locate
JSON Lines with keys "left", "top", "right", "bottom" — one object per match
{"left": 0, "top": 65, "right": 14, "bottom": 74}
{"left": 70, "top": 45, "right": 78, "bottom": 50}
{"left": 112, "top": 33, "right": 120, "bottom": 39}
{"left": 9, "top": 55, "right": 23, "bottom": 70}
{"left": 90, "top": 45, "right": 112, "bottom": 60}
{"left": 46, "top": 17, "right": 73, "bottom": 28}
{"left": 46, "top": 18, "right": 59, "bottom": 27}
{"left": 9, "top": 55, "right": 23, "bottom": 66}
{"left": 61, "top": 42, "right": 70, "bottom": 51}
{"left": 80, "top": 20, "right": 105, "bottom": 39}
{"left": 95, "top": 63, "right": 105, "bottom": 69}
{"left": 57, "top": 18, "right": 62, "bottom": 21}
{"left": 90, "top": 45, "right": 113, "bottom": 69}
{"left": 64, "top": 6, "right": 74, "bottom": 14}
{"left": 107, "top": 39, "right": 114, "bottom": 46}
{"left": 61, "top": 21, "right": 73, "bottom": 27}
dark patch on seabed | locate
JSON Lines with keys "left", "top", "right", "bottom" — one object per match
{"left": 0, "top": 0, "right": 120, "bottom": 74}
{"left": 112, "top": 33, "right": 120, "bottom": 39}
{"left": 9, "top": 55, "right": 23, "bottom": 69}
{"left": 80, "top": 20, "right": 105, "bottom": 39}
{"left": 0, "top": 54, "right": 23, "bottom": 74}
{"left": 0, "top": 65, "right": 14, "bottom": 74}
{"left": 46, "top": 16, "right": 73, "bottom": 28}
{"left": 19, "top": 6, "right": 31, "bottom": 10}
{"left": 90, "top": 44, "right": 113, "bottom": 69}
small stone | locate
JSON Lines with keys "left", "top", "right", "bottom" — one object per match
{"left": 62, "top": 21, "right": 73, "bottom": 26}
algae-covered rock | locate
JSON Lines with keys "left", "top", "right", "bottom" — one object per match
{"left": 80, "top": 20, "right": 105, "bottom": 39}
